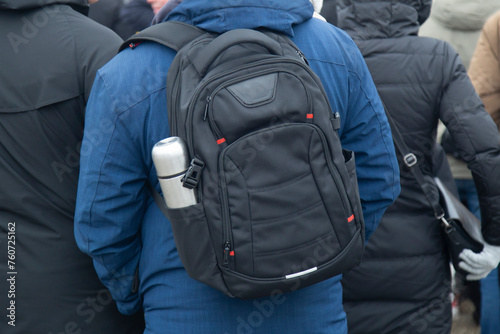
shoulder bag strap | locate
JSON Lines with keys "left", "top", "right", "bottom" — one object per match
{"left": 379, "top": 98, "right": 447, "bottom": 223}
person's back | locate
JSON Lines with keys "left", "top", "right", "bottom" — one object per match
{"left": 0, "top": 0, "right": 144, "bottom": 332}
{"left": 337, "top": 0, "right": 500, "bottom": 333}
{"left": 74, "top": 0, "right": 401, "bottom": 333}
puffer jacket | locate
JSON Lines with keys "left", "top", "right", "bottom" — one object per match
{"left": 469, "top": 10, "right": 500, "bottom": 130}
{"left": 419, "top": 0, "right": 500, "bottom": 180}
{"left": 320, "top": 0, "right": 337, "bottom": 25}
{"left": 0, "top": 0, "right": 144, "bottom": 333}
{"left": 338, "top": 0, "right": 500, "bottom": 333}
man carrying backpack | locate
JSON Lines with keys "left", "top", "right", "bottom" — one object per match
{"left": 74, "top": 0, "right": 401, "bottom": 332}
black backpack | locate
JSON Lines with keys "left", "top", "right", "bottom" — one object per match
{"left": 121, "top": 21, "right": 365, "bottom": 299}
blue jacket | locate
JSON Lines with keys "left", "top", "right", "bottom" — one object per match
{"left": 74, "top": 1, "right": 400, "bottom": 333}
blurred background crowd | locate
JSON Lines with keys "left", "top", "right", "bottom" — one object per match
{"left": 88, "top": 0, "right": 169, "bottom": 39}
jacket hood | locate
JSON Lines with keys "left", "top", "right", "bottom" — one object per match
{"left": 0, "top": 0, "right": 88, "bottom": 11}
{"left": 337, "top": 0, "right": 432, "bottom": 40}
{"left": 161, "top": 0, "right": 314, "bottom": 37}
{"left": 429, "top": 0, "right": 500, "bottom": 31}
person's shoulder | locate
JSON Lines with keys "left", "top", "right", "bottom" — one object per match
{"left": 398, "top": 35, "right": 451, "bottom": 57}
{"left": 293, "top": 18, "right": 361, "bottom": 67}
{"left": 95, "top": 41, "right": 176, "bottom": 112}
{"left": 60, "top": 5, "right": 123, "bottom": 46}
{"left": 482, "top": 10, "right": 500, "bottom": 37}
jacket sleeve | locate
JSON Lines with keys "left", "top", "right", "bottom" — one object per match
{"left": 439, "top": 42, "right": 500, "bottom": 245}
{"left": 339, "top": 41, "right": 401, "bottom": 241}
{"left": 68, "top": 9, "right": 124, "bottom": 102}
{"left": 74, "top": 73, "right": 146, "bottom": 315}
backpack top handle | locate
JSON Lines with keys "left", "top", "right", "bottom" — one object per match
{"left": 191, "top": 29, "right": 283, "bottom": 77}
{"left": 119, "top": 21, "right": 206, "bottom": 53}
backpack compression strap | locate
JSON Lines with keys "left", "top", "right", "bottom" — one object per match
{"left": 119, "top": 21, "right": 206, "bottom": 53}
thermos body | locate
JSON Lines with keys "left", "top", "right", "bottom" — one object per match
{"left": 152, "top": 137, "right": 197, "bottom": 209}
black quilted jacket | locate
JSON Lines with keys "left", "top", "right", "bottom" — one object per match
{"left": 337, "top": 0, "right": 500, "bottom": 333}
{"left": 0, "top": 1, "right": 144, "bottom": 333}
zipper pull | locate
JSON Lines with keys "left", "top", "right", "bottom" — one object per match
{"left": 223, "top": 242, "right": 230, "bottom": 266}
{"left": 296, "top": 50, "right": 307, "bottom": 64}
{"left": 203, "top": 96, "right": 211, "bottom": 120}
{"left": 331, "top": 112, "right": 341, "bottom": 131}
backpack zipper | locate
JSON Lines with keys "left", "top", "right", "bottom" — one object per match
{"left": 296, "top": 50, "right": 308, "bottom": 64}
{"left": 217, "top": 123, "right": 353, "bottom": 271}
{"left": 203, "top": 96, "right": 211, "bottom": 121}
{"left": 185, "top": 57, "right": 315, "bottom": 153}
{"left": 219, "top": 151, "right": 233, "bottom": 268}
{"left": 203, "top": 67, "right": 314, "bottom": 145}
{"left": 312, "top": 125, "right": 351, "bottom": 218}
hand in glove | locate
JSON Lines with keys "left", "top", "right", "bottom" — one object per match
{"left": 459, "top": 243, "right": 500, "bottom": 280}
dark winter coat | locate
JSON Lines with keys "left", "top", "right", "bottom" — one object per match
{"left": 337, "top": 0, "right": 500, "bottom": 333}
{"left": 320, "top": 0, "right": 337, "bottom": 26}
{"left": 88, "top": 0, "right": 136, "bottom": 39}
{"left": 0, "top": 0, "right": 144, "bottom": 333}
{"left": 88, "top": 0, "right": 122, "bottom": 31}
{"left": 118, "top": 0, "right": 155, "bottom": 39}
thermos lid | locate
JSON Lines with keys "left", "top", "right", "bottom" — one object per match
{"left": 152, "top": 137, "right": 189, "bottom": 177}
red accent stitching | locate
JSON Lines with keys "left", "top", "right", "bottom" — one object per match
{"left": 347, "top": 214, "right": 355, "bottom": 223}
{"left": 230, "top": 251, "right": 235, "bottom": 256}
{"left": 306, "top": 114, "right": 314, "bottom": 119}
{"left": 217, "top": 138, "right": 226, "bottom": 145}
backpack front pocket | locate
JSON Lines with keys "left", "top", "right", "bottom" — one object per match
{"left": 218, "top": 123, "right": 355, "bottom": 278}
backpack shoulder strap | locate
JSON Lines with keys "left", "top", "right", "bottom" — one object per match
{"left": 119, "top": 21, "right": 206, "bottom": 53}
{"left": 148, "top": 183, "right": 171, "bottom": 220}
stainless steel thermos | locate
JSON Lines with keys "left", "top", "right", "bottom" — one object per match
{"left": 152, "top": 137, "right": 197, "bottom": 209}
